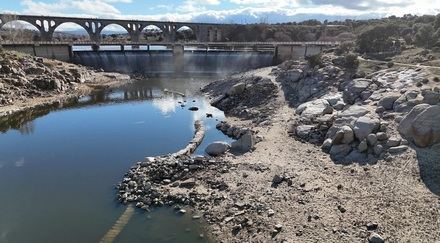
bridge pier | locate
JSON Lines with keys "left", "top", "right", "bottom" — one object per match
{"left": 172, "top": 45, "right": 184, "bottom": 76}
{"left": 92, "top": 44, "right": 100, "bottom": 52}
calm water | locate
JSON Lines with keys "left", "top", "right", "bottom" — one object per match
{"left": 0, "top": 78, "right": 232, "bottom": 243}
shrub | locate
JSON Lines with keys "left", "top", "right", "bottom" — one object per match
{"left": 335, "top": 41, "right": 354, "bottom": 55}
{"left": 414, "top": 24, "right": 436, "bottom": 48}
{"left": 356, "top": 24, "right": 400, "bottom": 53}
{"left": 306, "top": 54, "right": 322, "bottom": 68}
{"left": 343, "top": 53, "right": 360, "bottom": 70}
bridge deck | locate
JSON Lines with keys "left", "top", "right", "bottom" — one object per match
{"left": 0, "top": 41, "right": 339, "bottom": 46}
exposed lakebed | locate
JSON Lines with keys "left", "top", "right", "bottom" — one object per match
{"left": 0, "top": 77, "right": 232, "bottom": 243}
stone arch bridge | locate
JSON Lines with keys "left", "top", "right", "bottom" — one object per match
{"left": 0, "top": 14, "right": 230, "bottom": 43}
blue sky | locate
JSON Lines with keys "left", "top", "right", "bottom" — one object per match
{"left": 1, "top": 0, "right": 439, "bottom": 26}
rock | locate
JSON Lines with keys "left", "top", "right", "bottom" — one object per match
{"left": 373, "top": 144, "right": 384, "bottom": 156}
{"left": 330, "top": 144, "right": 352, "bottom": 161}
{"left": 296, "top": 99, "right": 332, "bottom": 119}
{"left": 376, "top": 132, "right": 388, "bottom": 141}
{"left": 178, "top": 209, "right": 187, "bottom": 214}
{"left": 274, "top": 224, "right": 283, "bottom": 232}
{"left": 295, "top": 125, "right": 314, "bottom": 139}
{"left": 231, "top": 131, "right": 255, "bottom": 153}
{"left": 339, "top": 105, "right": 370, "bottom": 118}
{"left": 268, "top": 209, "right": 275, "bottom": 217}
{"left": 376, "top": 106, "right": 386, "bottom": 114}
{"left": 205, "top": 141, "right": 230, "bottom": 156}
{"left": 422, "top": 90, "right": 440, "bottom": 105}
{"left": 388, "top": 145, "right": 408, "bottom": 154}
{"left": 353, "top": 116, "right": 380, "bottom": 141}
{"left": 367, "top": 133, "right": 377, "bottom": 146}
{"left": 358, "top": 139, "right": 368, "bottom": 152}
{"left": 179, "top": 179, "right": 196, "bottom": 189}
{"left": 386, "top": 137, "right": 401, "bottom": 147}
{"left": 324, "top": 93, "right": 343, "bottom": 106}
{"left": 366, "top": 222, "right": 378, "bottom": 231}
{"left": 278, "top": 69, "right": 303, "bottom": 83}
{"left": 398, "top": 104, "right": 431, "bottom": 136}
{"left": 322, "top": 138, "right": 332, "bottom": 151}
{"left": 393, "top": 91, "right": 424, "bottom": 112}
{"left": 368, "top": 233, "right": 384, "bottom": 243}
{"left": 227, "top": 82, "right": 246, "bottom": 96}
{"left": 399, "top": 104, "right": 440, "bottom": 147}
{"left": 340, "top": 125, "right": 354, "bottom": 144}
{"left": 343, "top": 78, "right": 372, "bottom": 104}
{"left": 345, "top": 149, "right": 367, "bottom": 162}
{"left": 337, "top": 205, "right": 347, "bottom": 213}
{"left": 333, "top": 101, "right": 346, "bottom": 110}
{"left": 378, "top": 94, "right": 400, "bottom": 110}
{"left": 272, "top": 174, "right": 284, "bottom": 186}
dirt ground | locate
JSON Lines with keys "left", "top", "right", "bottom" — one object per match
{"left": 199, "top": 67, "right": 440, "bottom": 243}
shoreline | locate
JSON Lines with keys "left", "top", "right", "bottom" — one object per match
{"left": 114, "top": 57, "right": 440, "bottom": 242}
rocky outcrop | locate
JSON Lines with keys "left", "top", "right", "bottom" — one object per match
{"left": 343, "top": 78, "right": 373, "bottom": 105}
{"left": 399, "top": 104, "right": 440, "bottom": 147}
{"left": 0, "top": 49, "right": 129, "bottom": 108}
{"left": 203, "top": 76, "right": 277, "bottom": 122}
{"left": 275, "top": 55, "right": 435, "bottom": 163}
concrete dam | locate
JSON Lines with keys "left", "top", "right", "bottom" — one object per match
{"left": 1, "top": 42, "right": 336, "bottom": 75}
{"left": 73, "top": 49, "right": 274, "bottom": 75}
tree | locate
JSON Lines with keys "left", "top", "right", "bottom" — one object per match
{"left": 356, "top": 24, "right": 400, "bottom": 53}
{"left": 434, "top": 14, "right": 440, "bottom": 30}
{"left": 414, "top": 24, "right": 436, "bottom": 48}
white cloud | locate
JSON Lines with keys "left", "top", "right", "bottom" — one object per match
{"left": 10, "top": 0, "right": 440, "bottom": 29}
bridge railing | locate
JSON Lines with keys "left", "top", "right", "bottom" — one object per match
{"left": 0, "top": 40, "right": 340, "bottom": 46}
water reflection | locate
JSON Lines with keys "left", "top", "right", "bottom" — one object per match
{"left": 0, "top": 78, "right": 208, "bottom": 135}
{"left": 0, "top": 77, "right": 230, "bottom": 243}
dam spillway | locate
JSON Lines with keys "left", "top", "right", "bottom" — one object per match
{"left": 72, "top": 49, "right": 275, "bottom": 75}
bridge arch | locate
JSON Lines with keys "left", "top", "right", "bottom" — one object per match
{"left": 100, "top": 23, "right": 130, "bottom": 42}
{"left": 142, "top": 25, "right": 164, "bottom": 41}
{"left": 52, "top": 22, "right": 91, "bottom": 41}
{"left": 0, "top": 19, "right": 41, "bottom": 41}
{"left": 175, "top": 26, "right": 196, "bottom": 41}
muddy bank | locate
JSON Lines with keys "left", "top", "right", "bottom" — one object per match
{"left": 0, "top": 50, "right": 130, "bottom": 117}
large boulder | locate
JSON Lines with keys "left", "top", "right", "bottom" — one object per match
{"left": 231, "top": 132, "right": 255, "bottom": 153}
{"left": 393, "top": 91, "right": 424, "bottom": 112}
{"left": 378, "top": 94, "right": 400, "bottom": 110}
{"left": 296, "top": 99, "right": 332, "bottom": 119}
{"left": 205, "top": 141, "right": 230, "bottom": 156}
{"left": 422, "top": 90, "right": 440, "bottom": 105}
{"left": 330, "top": 144, "right": 352, "bottom": 161}
{"left": 353, "top": 116, "right": 380, "bottom": 141}
{"left": 339, "top": 105, "right": 370, "bottom": 118}
{"left": 332, "top": 125, "right": 354, "bottom": 144}
{"left": 343, "top": 78, "right": 372, "bottom": 104}
{"left": 398, "top": 104, "right": 440, "bottom": 147}
{"left": 227, "top": 82, "right": 246, "bottom": 96}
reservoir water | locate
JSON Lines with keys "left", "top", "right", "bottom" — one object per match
{"left": 0, "top": 78, "right": 232, "bottom": 243}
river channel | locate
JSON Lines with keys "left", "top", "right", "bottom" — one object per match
{"left": 0, "top": 77, "right": 232, "bottom": 243}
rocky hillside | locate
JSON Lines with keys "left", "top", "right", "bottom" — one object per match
{"left": 197, "top": 53, "right": 440, "bottom": 242}
{"left": 0, "top": 49, "right": 129, "bottom": 109}
{"left": 274, "top": 55, "right": 440, "bottom": 164}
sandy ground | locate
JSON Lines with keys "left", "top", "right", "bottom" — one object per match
{"left": 200, "top": 67, "right": 440, "bottom": 243}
